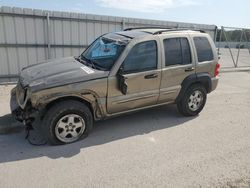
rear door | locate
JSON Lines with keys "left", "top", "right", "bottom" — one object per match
{"left": 107, "top": 40, "right": 161, "bottom": 114}
{"left": 158, "top": 34, "right": 196, "bottom": 103}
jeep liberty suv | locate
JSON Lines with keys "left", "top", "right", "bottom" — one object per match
{"left": 10, "top": 27, "right": 220, "bottom": 145}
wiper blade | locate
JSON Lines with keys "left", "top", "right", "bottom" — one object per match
{"left": 80, "top": 55, "right": 97, "bottom": 70}
{"left": 75, "top": 56, "right": 99, "bottom": 70}
{"left": 74, "top": 56, "right": 87, "bottom": 65}
{"left": 80, "top": 55, "right": 108, "bottom": 71}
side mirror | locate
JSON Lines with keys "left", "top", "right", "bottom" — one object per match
{"left": 118, "top": 66, "right": 124, "bottom": 74}
{"left": 117, "top": 67, "right": 128, "bottom": 95}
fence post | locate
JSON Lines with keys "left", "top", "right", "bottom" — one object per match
{"left": 214, "top": 26, "right": 218, "bottom": 42}
{"left": 47, "top": 13, "right": 52, "bottom": 59}
{"left": 236, "top": 29, "right": 244, "bottom": 67}
{"left": 223, "top": 27, "right": 237, "bottom": 67}
{"left": 122, "top": 19, "right": 126, "bottom": 30}
{"left": 217, "top": 26, "right": 223, "bottom": 56}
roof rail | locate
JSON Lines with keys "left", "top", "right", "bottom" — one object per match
{"left": 153, "top": 29, "right": 206, "bottom": 35}
{"left": 124, "top": 26, "right": 172, "bottom": 31}
{"left": 123, "top": 27, "right": 206, "bottom": 35}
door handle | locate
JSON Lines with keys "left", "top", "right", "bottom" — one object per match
{"left": 185, "top": 67, "right": 195, "bottom": 72}
{"left": 144, "top": 73, "right": 158, "bottom": 79}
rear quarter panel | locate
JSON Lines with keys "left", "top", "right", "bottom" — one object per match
{"left": 189, "top": 33, "right": 219, "bottom": 78}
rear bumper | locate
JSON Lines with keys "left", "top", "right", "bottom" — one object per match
{"left": 211, "top": 76, "right": 219, "bottom": 92}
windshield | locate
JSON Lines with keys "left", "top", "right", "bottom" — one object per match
{"left": 80, "top": 36, "right": 127, "bottom": 71}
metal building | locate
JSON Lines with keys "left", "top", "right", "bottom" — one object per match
{"left": 0, "top": 6, "right": 217, "bottom": 81}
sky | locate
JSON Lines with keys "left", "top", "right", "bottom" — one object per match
{"left": 0, "top": 0, "right": 249, "bottom": 28}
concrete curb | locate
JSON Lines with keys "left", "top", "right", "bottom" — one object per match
{"left": 0, "top": 114, "right": 24, "bottom": 135}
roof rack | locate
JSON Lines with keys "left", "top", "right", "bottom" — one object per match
{"left": 123, "top": 27, "right": 206, "bottom": 35}
{"left": 153, "top": 29, "right": 206, "bottom": 35}
{"left": 124, "top": 26, "right": 172, "bottom": 31}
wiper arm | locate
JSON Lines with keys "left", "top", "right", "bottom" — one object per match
{"left": 74, "top": 56, "right": 88, "bottom": 66}
{"left": 80, "top": 55, "right": 108, "bottom": 71}
{"left": 80, "top": 55, "right": 97, "bottom": 70}
{"left": 76, "top": 55, "right": 99, "bottom": 70}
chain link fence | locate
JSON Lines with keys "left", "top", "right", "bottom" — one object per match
{"left": 216, "top": 26, "right": 250, "bottom": 68}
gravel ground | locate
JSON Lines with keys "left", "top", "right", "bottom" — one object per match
{"left": 0, "top": 72, "right": 250, "bottom": 188}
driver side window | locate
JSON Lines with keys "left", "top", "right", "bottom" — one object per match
{"left": 122, "top": 41, "right": 157, "bottom": 74}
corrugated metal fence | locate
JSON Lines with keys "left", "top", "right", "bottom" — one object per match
{"left": 0, "top": 6, "right": 216, "bottom": 82}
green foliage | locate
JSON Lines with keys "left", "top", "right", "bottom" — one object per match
{"left": 216, "top": 29, "right": 250, "bottom": 42}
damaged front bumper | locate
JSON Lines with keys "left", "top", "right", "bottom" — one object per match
{"left": 10, "top": 87, "right": 39, "bottom": 126}
{"left": 10, "top": 87, "right": 23, "bottom": 122}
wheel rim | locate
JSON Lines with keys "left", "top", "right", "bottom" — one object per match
{"left": 55, "top": 114, "right": 85, "bottom": 143}
{"left": 188, "top": 90, "right": 203, "bottom": 111}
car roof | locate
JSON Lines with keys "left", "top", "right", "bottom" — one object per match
{"left": 103, "top": 30, "right": 152, "bottom": 43}
{"left": 113, "top": 27, "right": 207, "bottom": 39}
{"left": 115, "top": 30, "right": 151, "bottom": 39}
{"left": 102, "top": 27, "right": 208, "bottom": 44}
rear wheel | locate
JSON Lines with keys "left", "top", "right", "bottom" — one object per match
{"left": 42, "top": 100, "right": 93, "bottom": 145}
{"left": 177, "top": 84, "right": 207, "bottom": 116}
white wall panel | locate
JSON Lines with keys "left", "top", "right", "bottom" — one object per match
{"left": 15, "top": 17, "right": 26, "bottom": 44}
{"left": 17, "top": 48, "right": 28, "bottom": 68}
{"left": 0, "top": 6, "right": 216, "bottom": 81}
{"left": 7, "top": 48, "right": 19, "bottom": 74}
{"left": 27, "top": 48, "right": 37, "bottom": 65}
{"left": 3, "top": 16, "right": 16, "bottom": 43}
{"left": 0, "top": 48, "right": 9, "bottom": 75}
{"left": 71, "top": 21, "right": 79, "bottom": 45}
{"left": 79, "top": 21, "right": 87, "bottom": 45}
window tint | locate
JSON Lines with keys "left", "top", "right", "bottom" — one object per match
{"left": 122, "top": 41, "right": 157, "bottom": 73}
{"left": 194, "top": 37, "right": 214, "bottom": 62}
{"left": 164, "top": 38, "right": 191, "bottom": 66}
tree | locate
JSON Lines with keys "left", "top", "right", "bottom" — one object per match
{"left": 216, "top": 29, "right": 250, "bottom": 42}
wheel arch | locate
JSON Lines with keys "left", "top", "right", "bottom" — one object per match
{"left": 176, "top": 73, "right": 212, "bottom": 102}
{"left": 42, "top": 95, "right": 97, "bottom": 120}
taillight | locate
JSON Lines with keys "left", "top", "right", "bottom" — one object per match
{"left": 214, "top": 63, "right": 220, "bottom": 77}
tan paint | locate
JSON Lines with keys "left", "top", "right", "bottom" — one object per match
{"left": 14, "top": 30, "right": 219, "bottom": 121}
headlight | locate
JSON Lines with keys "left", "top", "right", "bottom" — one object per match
{"left": 16, "top": 81, "right": 30, "bottom": 109}
{"left": 17, "top": 83, "right": 26, "bottom": 104}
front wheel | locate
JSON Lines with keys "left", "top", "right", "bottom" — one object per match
{"left": 42, "top": 100, "right": 93, "bottom": 145}
{"left": 177, "top": 84, "right": 207, "bottom": 116}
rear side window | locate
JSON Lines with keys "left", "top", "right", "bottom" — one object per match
{"left": 164, "top": 38, "right": 191, "bottom": 66}
{"left": 193, "top": 37, "right": 214, "bottom": 62}
{"left": 122, "top": 41, "right": 157, "bottom": 73}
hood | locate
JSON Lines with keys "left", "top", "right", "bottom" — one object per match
{"left": 19, "top": 57, "right": 108, "bottom": 91}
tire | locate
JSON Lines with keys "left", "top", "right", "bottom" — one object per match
{"left": 42, "top": 100, "right": 93, "bottom": 145}
{"left": 177, "top": 84, "right": 207, "bottom": 116}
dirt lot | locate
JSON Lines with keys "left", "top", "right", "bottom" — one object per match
{"left": 0, "top": 71, "right": 250, "bottom": 188}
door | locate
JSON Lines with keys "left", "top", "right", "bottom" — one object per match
{"left": 158, "top": 36, "right": 196, "bottom": 103}
{"left": 107, "top": 40, "right": 161, "bottom": 114}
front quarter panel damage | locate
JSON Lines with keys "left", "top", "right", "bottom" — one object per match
{"left": 30, "top": 78, "right": 108, "bottom": 120}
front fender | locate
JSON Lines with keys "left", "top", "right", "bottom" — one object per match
{"left": 30, "top": 89, "right": 105, "bottom": 120}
